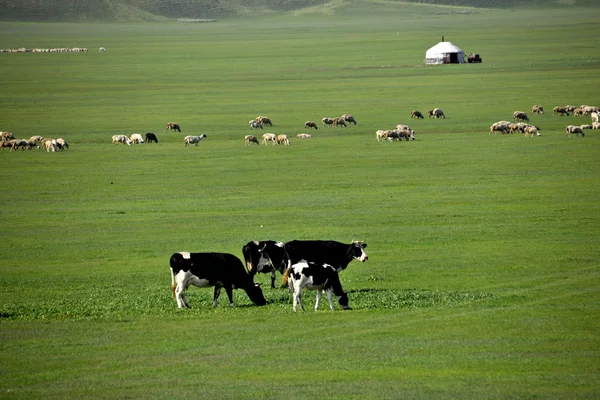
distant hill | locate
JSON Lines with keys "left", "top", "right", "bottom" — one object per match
{"left": 0, "top": 0, "right": 595, "bottom": 22}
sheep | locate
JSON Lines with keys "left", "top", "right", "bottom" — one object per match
{"left": 43, "top": 139, "right": 58, "bottom": 152}
{"left": 531, "top": 105, "right": 544, "bottom": 115}
{"left": 553, "top": 106, "right": 569, "bottom": 116}
{"left": 582, "top": 105, "right": 599, "bottom": 115}
{"left": 249, "top": 120, "right": 263, "bottom": 130}
{"left": 410, "top": 110, "right": 424, "bottom": 119}
{"left": 296, "top": 133, "right": 312, "bottom": 139}
{"left": 524, "top": 126, "right": 541, "bottom": 137}
{"left": 592, "top": 122, "right": 600, "bottom": 129}
{"left": 322, "top": 118, "right": 334, "bottom": 128}
{"left": 29, "top": 135, "right": 44, "bottom": 143}
{"left": 376, "top": 130, "right": 390, "bottom": 142}
{"left": 304, "top": 121, "right": 318, "bottom": 130}
{"left": 428, "top": 108, "right": 445, "bottom": 119}
{"left": 333, "top": 117, "right": 346, "bottom": 128}
{"left": 255, "top": 116, "right": 273, "bottom": 127}
{"left": 565, "top": 105, "right": 577, "bottom": 112}
{"left": 489, "top": 121, "right": 511, "bottom": 135}
{"left": 165, "top": 122, "right": 181, "bottom": 132}
{"left": 112, "top": 135, "right": 131, "bottom": 146}
{"left": 10, "top": 139, "right": 28, "bottom": 151}
{"left": 1, "top": 140, "right": 15, "bottom": 150}
{"left": 591, "top": 112, "right": 599, "bottom": 124}
{"left": 1, "top": 131, "right": 15, "bottom": 141}
{"left": 130, "top": 133, "right": 144, "bottom": 144}
{"left": 145, "top": 133, "right": 158, "bottom": 143}
{"left": 56, "top": 138, "right": 69, "bottom": 149}
{"left": 580, "top": 124, "right": 593, "bottom": 130}
{"left": 245, "top": 135, "right": 259, "bottom": 145}
{"left": 341, "top": 114, "right": 357, "bottom": 125}
{"left": 184, "top": 134, "right": 207, "bottom": 147}
{"left": 261, "top": 133, "right": 277, "bottom": 145}
{"left": 566, "top": 125, "right": 584, "bottom": 137}
{"left": 573, "top": 108, "right": 584, "bottom": 117}
{"left": 513, "top": 111, "right": 529, "bottom": 122}
{"left": 277, "top": 134, "right": 290, "bottom": 145}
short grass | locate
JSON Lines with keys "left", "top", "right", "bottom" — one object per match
{"left": 1, "top": 5, "right": 599, "bottom": 399}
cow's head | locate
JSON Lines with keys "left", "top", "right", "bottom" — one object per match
{"left": 246, "top": 283, "right": 267, "bottom": 306}
{"left": 243, "top": 241, "right": 288, "bottom": 275}
{"left": 350, "top": 241, "right": 368, "bottom": 262}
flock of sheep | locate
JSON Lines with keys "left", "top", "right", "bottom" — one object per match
{"left": 490, "top": 105, "right": 600, "bottom": 137}
{"left": 3, "top": 104, "right": 598, "bottom": 154}
{"left": 0, "top": 132, "right": 69, "bottom": 152}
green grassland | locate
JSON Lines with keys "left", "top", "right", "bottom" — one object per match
{"left": 1, "top": 4, "right": 599, "bottom": 399}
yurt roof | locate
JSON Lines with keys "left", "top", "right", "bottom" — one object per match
{"left": 426, "top": 41, "right": 464, "bottom": 56}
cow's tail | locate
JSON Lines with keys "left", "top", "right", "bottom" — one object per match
{"left": 280, "top": 267, "right": 292, "bottom": 288}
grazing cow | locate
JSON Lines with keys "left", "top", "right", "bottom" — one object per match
{"left": 165, "top": 122, "right": 181, "bottom": 132}
{"left": 341, "top": 114, "right": 357, "bottom": 125}
{"left": 256, "top": 116, "right": 273, "bottom": 127}
{"left": 262, "top": 133, "right": 277, "bottom": 145}
{"left": 284, "top": 240, "right": 368, "bottom": 275}
{"left": 287, "top": 261, "right": 350, "bottom": 312}
{"left": 304, "top": 121, "right": 318, "bottom": 130}
{"left": 145, "top": 132, "right": 158, "bottom": 143}
{"left": 242, "top": 240, "right": 289, "bottom": 288}
{"left": 249, "top": 120, "right": 263, "bottom": 130}
{"left": 112, "top": 135, "right": 131, "bottom": 146}
{"left": 566, "top": 125, "right": 584, "bottom": 137}
{"left": 277, "top": 134, "right": 290, "bottom": 145}
{"left": 553, "top": 106, "right": 569, "bottom": 116}
{"left": 296, "top": 133, "right": 312, "bottom": 139}
{"left": 184, "top": 134, "right": 207, "bottom": 147}
{"left": 513, "top": 111, "right": 529, "bottom": 122}
{"left": 245, "top": 135, "right": 259, "bottom": 145}
{"left": 130, "top": 133, "right": 144, "bottom": 144}
{"left": 429, "top": 108, "right": 446, "bottom": 119}
{"left": 322, "top": 117, "right": 334, "bottom": 127}
{"left": 531, "top": 105, "right": 544, "bottom": 115}
{"left": 169, "top": 252, "right": 267, "bottom": 309}
{"left": 333, "top": 117, "right": 347, "bottom": 128}
{"left": 410, "top": 110, "right": 424, "bottom": 119}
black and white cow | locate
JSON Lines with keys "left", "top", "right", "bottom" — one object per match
{"left": 169, "top": 252, "right": 267, "bottom": 308}
{"left": 287, "top": 261, "right": 350, "bottom": 312}
{"left": 284, "top": 240, "right": 368, "bottom": 273}
{"left": 242, "top": 240, "right": 289, "bottom": 288}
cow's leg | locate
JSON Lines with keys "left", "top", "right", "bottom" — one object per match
{"left": 326, "top": 289, "right": 335, "bottom": 311}
{"left": 270, "top": 271, "right": 276, "bottom": 289}
{"left": 212, "top": 287, "right": 221, "bottom": 307}
{"left": 224, "top": 285, "right": 235, "bottom": 307}
{"left": 314, "top": 289, "right": 323, "bottom": 311}
{"left": 293, "top": 287, "right": 305, "bottom": 312}
{"left": 175, "top": 285, "right": 189, "bottom": 309}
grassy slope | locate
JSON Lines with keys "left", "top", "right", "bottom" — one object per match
{"left": 0, "top": 5, "right": 599, "bottom": 399}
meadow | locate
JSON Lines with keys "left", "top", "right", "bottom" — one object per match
{"left": 1, "top": 3, "right": 599, "bottom": 399}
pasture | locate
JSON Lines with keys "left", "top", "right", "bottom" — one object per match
{"left": 1, "top": 4, "right": 599, "bottom": 399}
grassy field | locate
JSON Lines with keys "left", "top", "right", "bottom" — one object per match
{"left": 1, "top": 4, "right": 599, "bottom": 399}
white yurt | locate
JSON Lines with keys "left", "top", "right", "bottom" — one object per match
{"left": 424, "top": 38, "right": 465, "bottom": 65}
